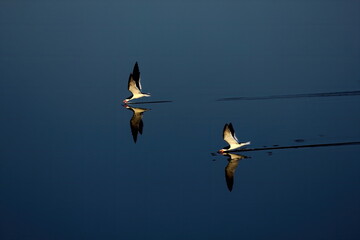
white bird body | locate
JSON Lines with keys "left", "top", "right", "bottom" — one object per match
{"left": 218, "top": 123, "right": 250, "bottom": 153}
{"left": 123, "top": 62, "right": 150, "bottom": 103}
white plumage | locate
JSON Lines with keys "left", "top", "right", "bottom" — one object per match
{"left": 218, "top": 123, "right": 250, "bottom": 153}
{"left": 123, "top": 62, "right": 150, "bottom": 103}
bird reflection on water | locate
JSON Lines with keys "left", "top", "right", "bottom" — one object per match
{"left": 121, "top": 62, "right": 172, "bottom": 142}
{"left": 123, "top": 104, "right": 150, "bottom": 143}
{"left": 221, "top": 153, "right": 249, "bottom": 192}
{"left": 218, "top": 141, "right": 360, "bottom": 192}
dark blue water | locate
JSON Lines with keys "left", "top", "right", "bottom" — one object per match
{"left": 1, "top": 1, "right": 360, "bottom": 239}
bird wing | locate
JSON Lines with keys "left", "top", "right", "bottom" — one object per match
{"left": 223, "top": 123, "right": 239, "bottom": 146}
{"left": 128, "top": 74, "right": 142, "bottom": 95}
{"left": 132, "top": 62, "right": 142, "bottom": 90}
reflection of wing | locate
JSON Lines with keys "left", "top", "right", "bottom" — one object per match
{"left": 224, "top": 153, "right": 247, "bottom": 192}
{"left": 125, "top": 105, "right": 150, "bottom": 143}
{"left": 223, "top": 123, "right": 239, "bottom": 146}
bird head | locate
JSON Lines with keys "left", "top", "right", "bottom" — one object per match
{"left": 218, "top": 149, "right": 225, "bottom": 153}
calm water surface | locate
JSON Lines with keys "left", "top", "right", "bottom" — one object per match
{"left": 1, "top": 1, "right": 360, "bottom": 239}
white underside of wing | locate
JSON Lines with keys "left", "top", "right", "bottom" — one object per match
{"left": 223, "top": 126, "right": 250, "bottom": 150}
{"left": 223, "top": 128, "right": 240, "bottom": 146}
{"left": 129, "top": 77, "right": 142, "bottom": 96}
{"left": 138, "top": 78, "right": 142, "bottom": 90}
{"left": 233, "top": 133, "right": 239, "bottom": 142}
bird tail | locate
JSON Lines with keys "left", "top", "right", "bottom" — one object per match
{"left": 240, "top": 141, "right": 251, "bottom": 147}
{"left": 144, "top": 93, "right": 151, "bottom": 97}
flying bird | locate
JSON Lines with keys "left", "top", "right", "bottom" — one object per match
{"left": 218, "top": 123, "right": 250, "bottom": 153}
{"left": 123, "top": 62, "right": 151, "bottom": 103}
{"left": 223, "top": 153, "right": 248, "bottom": 192}
{"left": 124, "top": 104, "right": 150, "bottom": 143}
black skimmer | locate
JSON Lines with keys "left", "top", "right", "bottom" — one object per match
{"left": 124, "top": 104, "right": 150, "bottom": 143}
{"left": 123, "top": 62, "right": 150, "bottom": 103}
{"left": 218, "top": 123, "right": 250, "bottom": 153}
{"left": 222, "top": 153, "right": 248, "bottom": 192}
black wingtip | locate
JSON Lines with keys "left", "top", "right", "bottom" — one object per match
{"left": 132, "top": 134, "right": 138, "bottom": 143}
{"left": 223, "top": 123, "right": 229, "bottom": 132}
{"left": 132, "top": 62, "right": 140, "bottom": 81}
{"left": 223, "top": 122, "right": 235, "bottom": 134}
{"left": 131, "top": 125, "right": 138, "bottom": 143}
{"left": 225, "top": 174, "right": 233, "bottom": 192}
{"left": 228, "top": 123, "right": 235, "bottom": 135}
